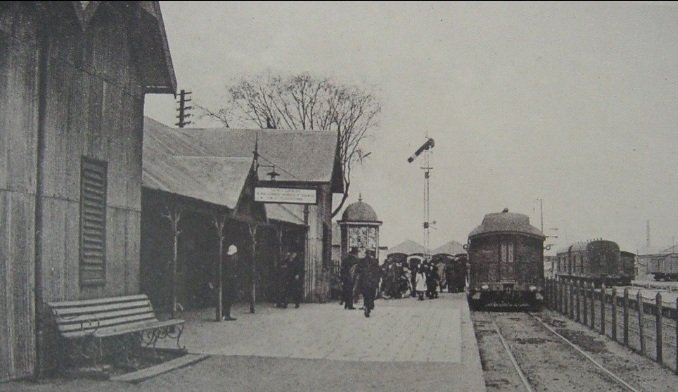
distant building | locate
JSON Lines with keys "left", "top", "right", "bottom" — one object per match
{"left": 0, "top": 2, "right": 175, "bottom": 380}
{"left": 387, "top": 240, "right": 426, "bottom": 256}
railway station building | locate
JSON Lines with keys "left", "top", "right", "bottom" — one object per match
{"left": 0, "top": 1, "right": 176, "bottom": 380}
{"left": 140, "top": 117, "right": 343, "bottom": 313}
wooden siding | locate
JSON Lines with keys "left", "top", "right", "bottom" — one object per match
{"left": 38, "top": 5, "right": 144, "bottom": 304}
{"left": 0, "top": 3, "right": 39, "bottom": 381}
{"left": 0, "top": 192, "right": 36, "bottom": 381}
{"left": 1, "top": 2, "right": 154, "bottom": 380}
{"left": 303, "top": 183, "right": 333, "bottom": 302}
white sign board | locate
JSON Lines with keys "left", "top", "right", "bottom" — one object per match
{"left": 254, "top": 187, "right": 317, "bottom": 205}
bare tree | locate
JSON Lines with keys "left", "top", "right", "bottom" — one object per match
{"left": 202, "top": 73, "right": 381, "bottom": 217}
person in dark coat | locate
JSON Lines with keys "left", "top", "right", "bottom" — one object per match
{"left": 340, "top": 247, "right": 358, "bottom": 309}
{"left": 444, "top": 261, "right": 456, "bottom": 293}
{"left": 288, "top": 250, "right": 304, "bottom": 308}
{"left": 276, "top": 252, "right": 292, "bottom": 308}
{"left": 221, "top": 244, "right": 239, "bottom": 321}
{"left": 358, "top": 249, "right": 381, "bottom": 317}
{"left": 426, "top": 261, "right": 440, "bottom": 299}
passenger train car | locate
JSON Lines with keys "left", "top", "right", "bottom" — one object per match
{"left": 467, "top": 209, "right": 545, "bottom": 309}
{"left": 555, "top": 239, "right": 634, "bottom": 286}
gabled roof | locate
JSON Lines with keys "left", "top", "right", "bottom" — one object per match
{"left": 143, "top": 118, "right": 254, "bottom": 211}
{"left": 144, "top": 117, "right": 342, "bottom": 191}
{"left": 387, "top": 240, "right": 425, "bottom": 256}
{"left": 143, "top": 154, "right": 253, "bottom": 210}
{"left": 41, "top": 2, "right": 176, "bottom": 93}
{"left": 431, "top": 240, "right": 466, "bottom": 256}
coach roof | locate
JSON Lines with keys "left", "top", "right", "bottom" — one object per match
{"left": 469, "top": 208, "right": 545, "bottom": 240}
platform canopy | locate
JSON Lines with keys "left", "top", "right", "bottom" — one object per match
{"left": 387, "top": 240, "right": 425, "bottom": 256}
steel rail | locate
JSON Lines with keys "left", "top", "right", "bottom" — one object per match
{"left": 529, "top": 312, "right": 641, "bottom": 392}
{"left": 493, "top": 320, "right": 535, "bottom": 392}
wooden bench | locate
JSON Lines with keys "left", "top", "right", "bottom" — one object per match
{"left": 48, "top": 294, "right": 185, "bottom": 369}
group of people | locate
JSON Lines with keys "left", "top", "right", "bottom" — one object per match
{"left": 340, "top": 247, "right": 381, "bottom": 317}
{"left": 219, "top": 243, "right": 466, "bottom": 322}
{"left": 338, "top": 251, "right": 469, "bottom": 314}
{"left": 218, "top": 244, "right": 304, "bottom": 322}
{"left": 413, "top": 261, "right": 442, "bottom": 300}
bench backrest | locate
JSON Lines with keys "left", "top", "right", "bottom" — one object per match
{"left": 48, "top": 294, "right": 159, "bottom": 338}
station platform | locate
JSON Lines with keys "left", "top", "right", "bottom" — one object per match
{"left": 152, "top": 292, "right": 487, "bottom": 391}
{"left": 1, "top": 293, "right": 486, "bottom": 392}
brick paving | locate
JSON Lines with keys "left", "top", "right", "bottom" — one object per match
{"left": 163, "top": 293, "right": 462, "bottom": 363}
{"left": 1, "top": 292, "right": 486, "bottom": 392}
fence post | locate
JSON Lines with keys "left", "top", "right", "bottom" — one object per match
{"left": 564, "top": 280, "right": 569, "bottom": 317}
{"left": 656, "top": 292, "right": 662, "bottom": 364}
{"left": 561, "top": 279, "right": 566, "bottom": 314}
{"left": 638, "top": 290, "right": 645, "bottom": 355}
{"left": 623, "top": 288, "right": 629, "bottom": 347}
{"left": 611, "top": 287, "right": 617, "bottom": 342}
{"left": 600, "top": 283, "right": 606, "bottom": 336}
{"left": 590, "top": 283, "right": 595, "bottom": 329}
{"left": 549, "top": 279, "right": 556, "bottom": 310}
{"left": 583, "top": 281, "right": 588, "bottom": 325}
{"left": 576, "top": 282, "right": 581, "bottom": 322}
{"left": 569, "top": 281, "right": 575, "bottom": 320}
{"left": 558, "top": 280, "right": 562, "bottom": 314}
{"left": 549, "top": 279, "right": 555, "bottom": 310}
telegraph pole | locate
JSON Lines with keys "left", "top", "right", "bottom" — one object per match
{"left": 175, "top": 89, "right": 192, "bottom": 128}
{"left": 537, "top": 198, "right": 544, "bottom": 232}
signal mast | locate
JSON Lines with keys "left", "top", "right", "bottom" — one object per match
{"left": 408, "top": 137, "right": 435, "bottom": 258}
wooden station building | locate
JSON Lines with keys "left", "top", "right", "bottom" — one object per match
{"left": 0, "top": 1, "right": 176, "bottom": 380}
{"left": 141, "top": 117, "right": 343, "bottom": 314}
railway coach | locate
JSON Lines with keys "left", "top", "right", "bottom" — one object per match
{"left": 555, "top": 239, "right": 633, "bottom": 286}
{"left": 466, "top": 209, "right": 545, "bottom": 309}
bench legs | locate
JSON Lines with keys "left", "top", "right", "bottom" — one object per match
{"left": 59, "top": 325, "right": 186, "bottom": 374}
{"left": 155, "top": 324, "right": 186, "bottom": 351}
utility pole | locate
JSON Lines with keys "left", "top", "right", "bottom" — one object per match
{"left": 537, "top": 198, "right": 544, "bottom": 232}
{"left": 175, "top": 89, "right": 192, "bottom": 128}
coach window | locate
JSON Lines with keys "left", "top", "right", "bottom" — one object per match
{"left": 500, "top": 240, "right": 514, "bottom": 263}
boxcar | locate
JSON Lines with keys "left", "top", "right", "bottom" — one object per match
{"left": 467, "top": 209, "right": 545, "bottom": 309}
{"left": 555, "top": 240, "right": 632, "bottom": 286}
{"left": 646, "top": 253, "right": 678, "bottom": 281}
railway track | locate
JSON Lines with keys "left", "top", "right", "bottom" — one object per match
{"left": 473, "top": 311, "right": 643, "bottom": 392}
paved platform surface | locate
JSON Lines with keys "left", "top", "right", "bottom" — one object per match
{"left": 1, "top": 293, "right": 486, "bottom": 392}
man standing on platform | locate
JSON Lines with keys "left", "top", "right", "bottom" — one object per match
{"left": 221, "top": 244, "right": 239, "bottom": 321}
{"left": 288, "top": 250, "right": 304, "bottom": 308}
{"left": 276, "top": 252, "right": 292, "bottom": 308}
{"left": 359, "top": 249, "right": 381, "bottom": 317}
{"left": 341, "top": 247, "right": 359, "bottom": 309}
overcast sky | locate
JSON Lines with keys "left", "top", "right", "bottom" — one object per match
{"left": 145, "top": 1, "right": 678, "bottom": 255}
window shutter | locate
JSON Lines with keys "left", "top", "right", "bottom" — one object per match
{"left": 80, "top": 158, "right": 107, "bottom": 285}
